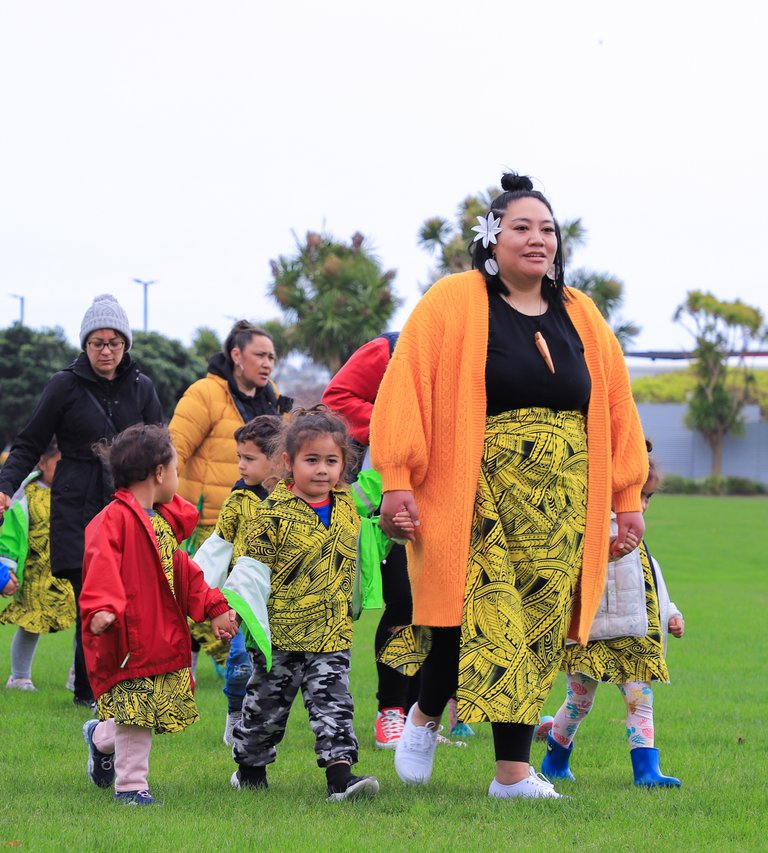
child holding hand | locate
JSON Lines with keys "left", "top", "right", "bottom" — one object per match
{"left": 193, "top": 415, "right": 284, "bottom": 745}
{"left": 540, "top": 442, "right": 684, "bottom": 787}
{"left": 1, "top": 441, "right": 75, "bottom": 691}
{"left": 80, "top": 424, "right": 238, "bottom": 806}
{"left": 224, "top": 406, "right": 379, "bottom": 801}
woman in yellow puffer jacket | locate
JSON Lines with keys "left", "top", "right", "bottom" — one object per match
{"left": 169, "top": 321, "right": 292, "bottom": 668}
{"left": 170, "top": 321, "right": 292, "bottom": 549}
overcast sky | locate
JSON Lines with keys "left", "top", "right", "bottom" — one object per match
{"left": 2, "top": 1, "right": 766, "bottom": 358}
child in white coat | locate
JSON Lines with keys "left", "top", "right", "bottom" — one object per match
{"left": 539, "top": 442, "right": 685, "bottom": 787}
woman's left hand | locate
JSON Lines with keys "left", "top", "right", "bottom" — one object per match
{"left": 610, "top": 511, "right": 645, "bottom": 559}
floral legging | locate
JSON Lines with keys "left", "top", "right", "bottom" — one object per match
{"left": 551, "top": 673, "right": 655, "bottom": 749}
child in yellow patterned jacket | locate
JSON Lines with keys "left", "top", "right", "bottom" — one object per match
{"left": 193, "top": 415, "right": 283, "bottom": 746}
{"left": 224, "top": 406, "right": 411, "bottom": 801}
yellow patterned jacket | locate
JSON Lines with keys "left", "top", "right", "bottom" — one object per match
{"left": 231, "top": 481, "right": 360, "bottom": 654}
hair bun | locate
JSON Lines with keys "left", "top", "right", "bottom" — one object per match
{"left": 500, "top": 172, "right": 534, "bottom": 193}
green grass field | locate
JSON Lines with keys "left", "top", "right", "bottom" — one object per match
{"left": 1, "top": 496, "right": 766, "bottom": 852}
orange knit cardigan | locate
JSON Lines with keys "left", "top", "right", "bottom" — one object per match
{"left": 370, "top": 271, "right": 648, "bottom": 643}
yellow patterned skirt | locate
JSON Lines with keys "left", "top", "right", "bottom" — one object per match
{"left": 381, "top": 408, "right": 588, "bottom": 725}
{"left": 561, "top": 543, "right": 670, "bottom": 683}
{"left": 97, "top": 668, "right": 199, "bottom": 733}
{"left": 0, "top": 483, "right": 75, "bottom": 633}
{"left": 0, "top": 555, "right": 75, "bottom": 633}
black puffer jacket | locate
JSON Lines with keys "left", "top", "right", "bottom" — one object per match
{"left": 0, "top": 353, "right": 162, "bottom": 578}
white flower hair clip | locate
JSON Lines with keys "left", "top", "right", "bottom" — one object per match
{"left": 471, "top": 212, "right": 502, "bottom": 248}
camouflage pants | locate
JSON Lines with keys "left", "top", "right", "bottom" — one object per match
{"left": 233, "top": 649, "right": 358, "bottom": 769}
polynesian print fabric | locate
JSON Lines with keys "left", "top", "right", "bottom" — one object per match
{"left": 215, "top": 488, "right": 263, "bottom": 563}
{"left": 0, "top": 482, "right": 75, "bottom": 633}
{"left": 380, "top": 408, "right": 588, "bottom": 725}
{"left": 562, "top": 541, "right": 670, "bottom": 684}
{"left": 188, "top": 520, "right": 230, "bottom": 665}
{"left": 242, "top": 482, "right": 360, "bottom": 653}
{"left": 97, "top": 513, "right": 199, "bottom": 733}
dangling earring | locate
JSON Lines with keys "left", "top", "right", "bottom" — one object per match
{"left": 546, "top": 265, "right": 557, "bottom": 287}
{"left": 485, "top": 256, "right": 499, "bottom": 276}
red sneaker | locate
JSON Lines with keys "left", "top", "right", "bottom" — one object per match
{"left": 374, "top": 707, "right": 406, "bottom": 749}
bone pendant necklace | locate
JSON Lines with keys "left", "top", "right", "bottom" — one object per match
{"left": 500, "top": 290, "right": 555, "bottom": 374}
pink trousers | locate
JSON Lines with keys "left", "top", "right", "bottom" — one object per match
{"left": 92, "top": 718, "right": 153, "bottom": 792}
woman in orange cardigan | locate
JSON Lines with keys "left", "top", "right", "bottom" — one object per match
{"left": 370, "top": 172, "right": 647, "bottom": 800}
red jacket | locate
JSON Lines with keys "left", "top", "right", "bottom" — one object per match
{"left": 80, "top": 490, "right": 229, "bottom": 698}
{"left": 322, "top": 336, "right": 393, "bottom": 445}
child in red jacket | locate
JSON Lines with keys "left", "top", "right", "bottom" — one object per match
{"left": 79, "top": 424, "right": 238, "bottom": 806}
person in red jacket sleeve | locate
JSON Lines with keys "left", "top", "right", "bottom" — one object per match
{"left": 80, "top": 424, "right": 237, "bottom": 806}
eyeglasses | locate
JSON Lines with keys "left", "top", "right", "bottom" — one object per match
{"left": 87, "top": 338, "right": 125, "bottom": 352}
{"left": 251, "top": 351, "right": 277, "bottom": 363}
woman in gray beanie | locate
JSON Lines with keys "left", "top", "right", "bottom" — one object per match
{"left": 0, "top": 294, "right": 162, "bottom": 707}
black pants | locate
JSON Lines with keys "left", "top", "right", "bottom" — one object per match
{"left": 64, "top": 573, "right": 94, "bottom": 703}
{"left": 374, "top": 544, "right": 420, "bottom": 712}
{"left": 419, "top": 626, "right": 534, "bottom": 763}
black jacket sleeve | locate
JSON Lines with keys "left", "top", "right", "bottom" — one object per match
{"left": 0, "top": 372, "right": 66, "bottom": 496}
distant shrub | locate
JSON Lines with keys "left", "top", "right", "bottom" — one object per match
{"left": 662, "top": 475, "right": 702, "bottom": 495}
{"left": 661, "top": 474, "right": 766, "bottom": 496}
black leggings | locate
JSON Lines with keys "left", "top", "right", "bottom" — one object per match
{"left": 64, "top": 573, "right": 94, "bottom": 703}
{"left": 374, "top": 544, "right": 419, "bottom": 711}
{"left": 418, "top": 626, "right": 534, "bottom": 763}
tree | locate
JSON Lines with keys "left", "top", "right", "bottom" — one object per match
{"left": 567, "top": 269, "right": 641, "bottom": 350}
{"left": 268, "top": 231, "right": 399, "bottom": 374}
{"left": 674, "top": 290, "right": 764, "bottom": 475}
{"left": 418, "top": 190, "right": 494, "bottom": 286}
{"left": 130, "top": 331, "right": 207, "bottom": 420}
{"left": 0, "top": 324, "right": 78, "bottom": 449}
{"left": 190, "top": 327, "right": 221, "bottom": 362}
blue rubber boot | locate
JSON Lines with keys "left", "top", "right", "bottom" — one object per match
{"left": 541, "top": 733, "right": 575, "bottom": 781}
{"left": 630, "top": 747, "right": 681, "bottom": 787}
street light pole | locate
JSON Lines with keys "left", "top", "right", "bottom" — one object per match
{"left": 132, "top": 278, "right": 156, "bottom": 333}
{"left": 9, "top": 293, "right": 25, "bottom": 325}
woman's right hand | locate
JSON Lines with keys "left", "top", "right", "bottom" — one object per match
{"left": 380, "top": 490, "right": 420, "bottom": 541}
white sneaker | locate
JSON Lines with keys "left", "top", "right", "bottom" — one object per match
{"left": 223, "top": 711, "right": 241, "bottom": 746}
{"left": 5, "top": 676, "right": 36, "bottom": 692}
{"left": 394, "top": 705, "right": 441, "bottom": 785}
{"left": 488, "top": 767, "right": 565, "bottom": 800}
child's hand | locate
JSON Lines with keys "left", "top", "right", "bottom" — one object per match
{"left": 90, "top": 610, "right": 116, "bottom": 635}
{"left": 609, "top": 529, "right": 640, "bottom": 559}
{"left": 668, "top": 615, "right": 685, "bottom": 638}
{"left": 1, "top": 570, "right": 18, "bottom": 597}
{"left": 389, "top": 504, "right": 420, "bottom": 543}
{"left": 609, "top": 511, "right": 644, "bottom": 559}
{"left": 211, "top": 609, "right": 239, "bottom": 641}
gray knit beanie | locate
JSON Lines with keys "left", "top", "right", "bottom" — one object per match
{"left": 79, "top": 294, "right": 133, "bottom": 350}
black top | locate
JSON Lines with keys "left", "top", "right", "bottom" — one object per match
{"left": 231, "top": 478, "right": 268, "bottom": 501}
{"left": 485, "top": 291, "right": 591, "bottom": 415}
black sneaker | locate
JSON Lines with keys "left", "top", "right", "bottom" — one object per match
{"left": 230, "top": 769, "right": 268, "bottom": 790}
{"left": 326, "top": 774, "right": 379, "bottom": 802}
{"left": 114, "top": 790, "right": 161, "bottom": 806}
{"left": 82, "top": 719, "right": 115, "bottom": 788}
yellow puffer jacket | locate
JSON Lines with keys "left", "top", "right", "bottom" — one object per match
{"left": 169, "top": 373, "right": 244, "bottom": 527}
